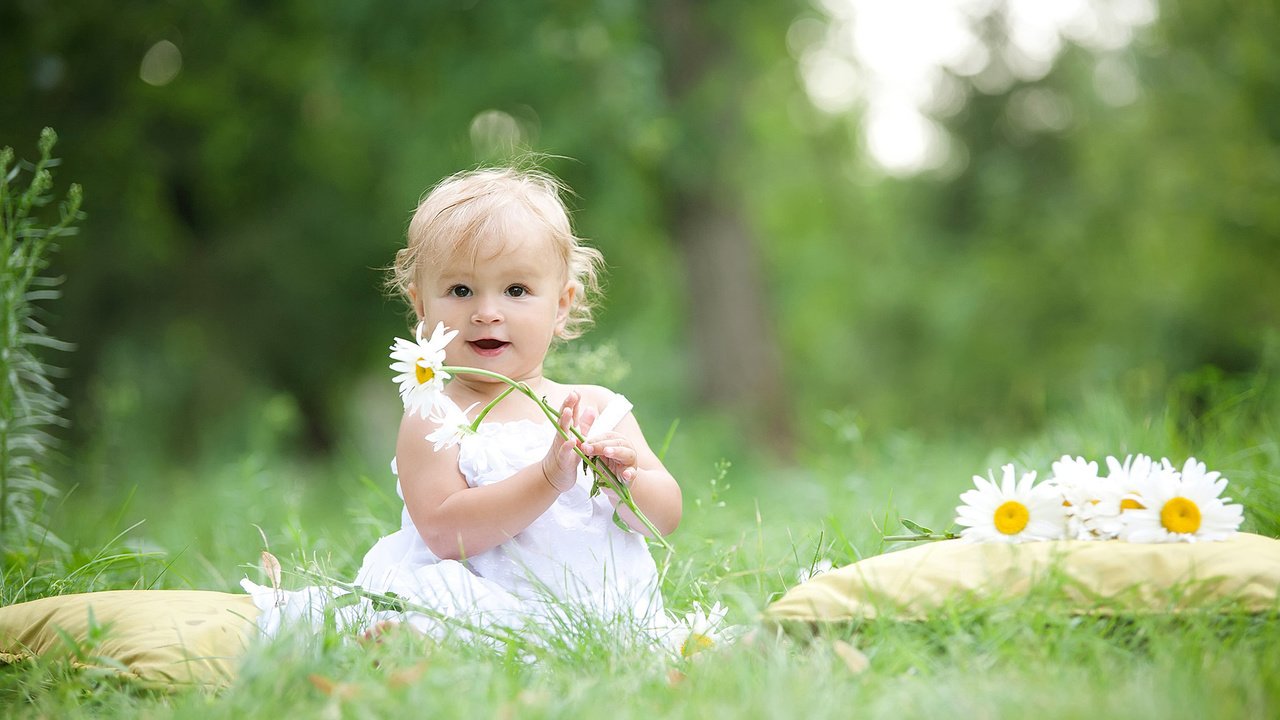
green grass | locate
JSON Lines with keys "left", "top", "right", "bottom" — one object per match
{"left": 3, "top": 380, "right": 1279, "bottom": 718}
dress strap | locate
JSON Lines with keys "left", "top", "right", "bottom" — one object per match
{"left": 591, "top": 393, "right": 633, "bottom": 435}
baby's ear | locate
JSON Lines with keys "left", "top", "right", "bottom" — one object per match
{"left": 408, "top": 282, "right": 425, "bottom": 322}
{"left": 554, "top": 282, "right": 576, "bottom": 336}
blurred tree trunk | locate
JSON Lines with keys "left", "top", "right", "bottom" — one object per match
{"left": 653, "top": 0, "right": 793, "bottom": 453}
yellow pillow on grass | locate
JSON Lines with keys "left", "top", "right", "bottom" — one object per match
{"left": 765, "top": 532, "right": 1280, "bottom": 624}
{"left": 0, "top": 590, "right": 260, "bottom": 689}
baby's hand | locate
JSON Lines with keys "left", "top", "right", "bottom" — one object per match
{"left": 539, "top": 392, "right": 597, "bottom": 493}
{"left": 581, "top": 432, "right": 638, "bottom": 489}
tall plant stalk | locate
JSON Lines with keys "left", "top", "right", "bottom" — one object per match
{"left": 0, "top": 128, "right": 82, "bottom": 548}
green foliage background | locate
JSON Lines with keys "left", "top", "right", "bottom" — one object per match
{"left": 0, "top": 0, "right": 1277, "bottom": 528}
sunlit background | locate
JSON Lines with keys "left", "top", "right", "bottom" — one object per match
{"left": 801, "top": 0, "right": 1157, "bottom": 174}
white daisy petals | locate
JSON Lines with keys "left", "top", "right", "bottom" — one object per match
{"left": 1118, "top": 457, "right": 1244, "bottom": 543}
{"left": 956, "top": 455, "right": 1244, "bottom": 544}
{"left": 677, "top": 602, "right": 728, "bottom": 658}
{"left": 954, "top": 463, "right": 1066, "bottom": 543}
{"left": 389, "top": 321, "right": 457, "bottom": 418}
{"left": 424, "top": 401, "right": 480, "bottom": 451}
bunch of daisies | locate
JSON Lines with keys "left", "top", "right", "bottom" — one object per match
{"left": 954, "top": 455, "right": 1245, "bottom": 544}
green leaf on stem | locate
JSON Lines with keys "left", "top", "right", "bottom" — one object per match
{"left": 900, "top": 518, "right": 934, "bottom": 535}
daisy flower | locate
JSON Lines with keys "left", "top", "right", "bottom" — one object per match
{"left": 1047, "top": 455, "right": 1103, "bottom": 540}
{"left": 424, "top": 401, "right": 480, "bottom": 451}
{"left": 389, "top": 322, "right": 457, "bottom": 418}
{"left": 1119, "top": 457, "right": 1244, "bottom": 543}
{"left": 955, "top": 464, "right": 1066, "bottom": 543}
{"left": 1074, "top": 481, "right": 1128, "bottom": 540}
{"left": 1104, "top": 454, "right": 1156, "bottom": 512}
{"left": 677, "top": 602, "right": 728, "bottom": 658}
{"left": 1064, "top": 453, "right": 1153, "bottom": 540}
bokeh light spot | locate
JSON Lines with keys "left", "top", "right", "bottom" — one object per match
{"left": 469, "top": 110, "right": 525, "bottom": 158}
{"left": 140, "top": 40, "right": 182, "bottom": 87}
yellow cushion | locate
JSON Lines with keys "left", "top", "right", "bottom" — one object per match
{"left": 0, "top": 590, "right": 260, "bottom": 689}
{"left": 765, "top": 532, "right": 1280, "bottom": 624}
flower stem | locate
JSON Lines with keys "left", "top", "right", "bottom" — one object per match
{"left": 882, "top": 532, "right": 959, "bottom": 543}
{"left": 441, "top": 365, "right": 674, "bottom": 553}
{"left": 469, "top": 384, "right": 515, "bottom": 430}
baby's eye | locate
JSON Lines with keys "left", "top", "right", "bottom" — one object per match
{"left": 448, "top": 285, "right": 472, "bottom": 298}
{"left": 505, "top": 284, "right": 529, "bottom": 298}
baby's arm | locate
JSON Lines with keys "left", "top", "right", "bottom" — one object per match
{"left": 580, "top": 405, "right": 682, "bottom": 537}
{"left": 396, "top": 396, "right": 585, "bottom": 561}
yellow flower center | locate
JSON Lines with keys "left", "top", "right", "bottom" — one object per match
{"left": 1159, "top": 496, "right": 1201, "bottom": 534}
{"left": 415, "top": 361, "right": 434, "bottom": 385}
{"left": 993, "top": 500, "right": 1030, "bottom": 535}
{"left": 681, "top": 633, "right": 714, "bottom": 657}
{"left": 1120, "top": 498, "right": 1145, "bottom": 511}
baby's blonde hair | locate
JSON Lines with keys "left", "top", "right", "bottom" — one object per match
{"left": 389, "top": 167, "right": 605, "bottom": 340}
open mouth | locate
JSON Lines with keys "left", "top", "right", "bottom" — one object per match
{"left": 468, "top": 338, "right": 509, "bottom": 354}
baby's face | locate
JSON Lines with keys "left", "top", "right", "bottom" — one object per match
{"left": 413, "top": 231, "right": 572, "bottom": 384}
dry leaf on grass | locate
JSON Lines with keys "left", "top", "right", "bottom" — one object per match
{"left": 260, "top": 550, "right": 284, "bottom": 607}
{"left": 388, "top": 661, "right": 430, "bottom": 689}
{"left": 832, "top": 639, "right": 870, "bottom": 674}
{"left": 309, "top": 674, "right": 361, "bottom": 700}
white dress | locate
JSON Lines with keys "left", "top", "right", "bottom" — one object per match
{"left": 241, "top": 392, "right": 666, "bottom": 641}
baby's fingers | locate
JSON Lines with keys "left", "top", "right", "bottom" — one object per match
{"left": 577, "top": 405, "right": 598, "bottom": 439}
{"left": 555, "top": 437, "right": 582, "bottom": 466}
{"left": 598, "top": 461, "right": 636, "bottom": 493}
{"left": 542, "top": 436, "right": 584, "bottom": 493}
{"left": 582, "top": 437, "right": 637, "bottom": 466}
{"left": 557, "top": 392, "right": 579, "bottom": 431}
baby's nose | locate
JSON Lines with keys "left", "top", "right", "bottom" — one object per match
{"left": 472, "top": 300, "right": 503, "bottom": 323}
